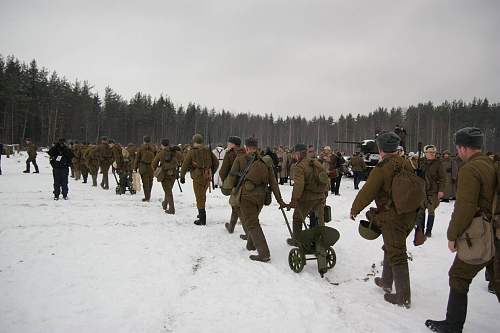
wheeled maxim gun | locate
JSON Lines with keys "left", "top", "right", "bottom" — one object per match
{"left": 335, "top": 140, "right": 381, "bottom": 174}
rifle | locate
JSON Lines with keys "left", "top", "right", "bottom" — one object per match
{"left": 234, "top": 155, "right": 256, "bottom": 194}
{"left": 176, "top": 164, "right": 183, "bottom": 192}
{"left": 416, "top": 142, "right": 423, "bottom": 178}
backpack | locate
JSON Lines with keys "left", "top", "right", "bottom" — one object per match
{"left": 141, "top": 148, "right": 155, "bottom": 164}
{"left": 306, "top": 159, "right": 329, "bottom": 193}
{"left": 162, "top": 150, "right": 178, "bottom": 173}
{"left": 390, "top": 164, "right": 426, "bottom": 215}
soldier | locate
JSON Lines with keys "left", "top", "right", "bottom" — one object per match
{"left": 219, "top": 136, "right": 245, "bottom": 233}
{"left": 152, "top": 139, "right": 182, "bottom": 214}
{"left": 417, "top": 145, "right": 446, "bottom": 237}
{"left": 332, "top": 151, "right": 346, "bottom": 195}
{"left": 110, "top": 141, "right": 126, "bottom": 192}
{"left": 286, "top": 144, "right": 329, "bottom": 246}
{"left": 71, "top": 141, "right": 82, "bottom": 181}
{"left": 441, "top": 151, "right": 458, "bottom": 202}
{"left": 23, "top": 138, "right": 39, "bottom": 174}
{"left": 48, "top": 138, "right": 74, "bottom": 200}
{"left": 226, "top": 137, "right": 286, "bottom": 262}
{"left": 350, "top": 151, "right": 366, "bottom": 190}
{"left": 84, "top": 144, "right": 100, "bottom": 186}
{"left": 425, "top": 127, "right": 499, "bottom": 333}
{"left": 307, "top": 145, "right": 316, "bottom": 159}
{"left": 180, "top": 134, "right": 219, "bottom": 225}
{"left": 79, "top": 142, "right": 89, "bottom": 183}
{"left": 350, "top": 132, "right": 417, "bottom": 308}
{"left": 134, "top": 136, "right": 157, "bottom": 202}
{"left": 96, "top": 137, "right": 114, "bottom": 190}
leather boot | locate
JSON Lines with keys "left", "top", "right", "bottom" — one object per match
{"left": 194, "top": 208, "right": 206, "bottom": 225}
{"left": 225, "top": 210, "right": 238, "bottom": 233}
{"left": 92, "top": 174, "right": 98, "bottom": 187}
{"left": 162, "top": 200, "right": 168, "bottom": 211}
{"left": 287, "top": 220, "right": 302, "bottom": 246}
{"left": 166, "top": 196, "right": 175, "bottom": 214}
{"left": 33, "top": 163, "right": 39, "bottom": 173}
{"left": 425, "top": 289, "right": 467, "bottom": 333}
{"left": 425, "top": 214, "right": 435, "bottom": 237}
{"left": 384, "top": 263, "right": 411, "bottom": 308}
{"left": 375, "top": 251, "right": 393, "bottom": 293}
{"left": 23, "top": 161, "right": 30, "bottom": 173}
{"left": 248, "top": 226, "right": 270, "bottom": 262}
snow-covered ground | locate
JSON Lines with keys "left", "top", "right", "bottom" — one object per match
{"left": 0, "top": 152, "right": 498, "bottom": 333}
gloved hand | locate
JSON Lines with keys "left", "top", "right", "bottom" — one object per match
{"left": 288, "top": 200, "right": 298, "bottom": 209}
{"left": 180, "top": 178, "right": 185, "bottom": 184}
{"left": 278, "top": 200, "right": 287, "bottom": 209}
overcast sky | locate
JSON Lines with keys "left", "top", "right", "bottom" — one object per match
{"left": 1, "top": 0, "right": 499, "bottom": 118}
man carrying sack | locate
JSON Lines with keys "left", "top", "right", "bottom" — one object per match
{"left": 425, "top": 127, "right": 499, "bottom": 333}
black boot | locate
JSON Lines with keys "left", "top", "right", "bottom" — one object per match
{"left": 225, "top": 210, "right": 238, "bottom": 233}
{"left": 194, "top": 209, "right": 206, "bottom": 226}
{"left": 425, "top": 215, "right": 435, "bottom": 237}
{"left": 425, "top": 289, "right": 467, "bottom": 333}
{"left": 384, "top": 263, "right": 411, "bottom": 308}
{"left": 375, "top": 252, "right": 393, "bottom": 293}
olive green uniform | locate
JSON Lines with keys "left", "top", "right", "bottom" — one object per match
{"left": 24, "top": 143, "right": 39, "bottom": 173}
{"left": 134, "top": 143, "right": 157, "bottom": 201}
{"left": 447, "top": 153, "right": 498, "bottom": 293}
{"left": 79, "top": 144, "right": 89, "bottom": 183}
{"left": 351, "top": 155, "right": 417, "bottom": 306}
{"left": 71, "top": 144, "right": 82, "bottom": 180}
{"left": 290, "top": 157, "right": 328, "bottom": 237}
{"left": 228, "top": 152, "right": 284, "bottom": 259}
{"left": 96, "top": 143, "right": 114, "bottom": 189}
{"left": 441, "top": 156, "right": 458, "bottom": 200}
{"left": 180, "top": 145, "right": 219, "bottom": 209}
{"left": 152, "top": 147, "right": 183, "bottom": 213}
{"left": 220, "top": 146, "right": 246, "bottom": 232}
{"left": 84, "top": 145, "right": 99, "bottom": 186}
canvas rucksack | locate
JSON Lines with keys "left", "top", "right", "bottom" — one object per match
{"left": 305, "top": 159, "right": 329, "bottom": 193}
{"left": 390, "top": 164, "right": 426, "bottom": 215}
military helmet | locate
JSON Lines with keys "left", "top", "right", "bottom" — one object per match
{"left": 358, "top": 220, "right": 382, "bottom": 240}
{"left": 192, "top": 134, "right": 203, "bottom": 144}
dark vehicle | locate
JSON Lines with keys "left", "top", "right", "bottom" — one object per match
{"left": 335, "top": 140, "right": 381, "bottom": 178}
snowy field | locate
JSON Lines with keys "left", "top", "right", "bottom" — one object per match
{"left": 0, "top": 152, "right": 498, "bottom": 333}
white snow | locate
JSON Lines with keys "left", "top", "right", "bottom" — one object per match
{"left": 0, "top": 152, "right": 498, "bottom": 333}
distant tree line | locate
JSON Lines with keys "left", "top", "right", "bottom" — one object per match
{"left": 1, "top": 54, "right": 498, "bottom": 153}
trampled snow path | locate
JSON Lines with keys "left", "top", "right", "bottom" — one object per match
{"left": 0, "top": 153, "right": 498, "bottom": 333}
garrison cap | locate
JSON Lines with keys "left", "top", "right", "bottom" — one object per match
{"left": 192, "top": 134, "right": 203, "bottom": 144}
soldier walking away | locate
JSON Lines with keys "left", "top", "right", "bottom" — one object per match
{"left": 416, "top": 145, "right": 446, "bottom": 238}
{"left": 84, "top": 144, "right": 99, "bottom": 186}
{"left": 350, "top": 151, "right": 366, "bottom": 190}
{"left": 79, "top": 142, "right": 89, "bottom": 183}
{"left": 152, "top": 139, "right": 182, "bottom": 214}
{"left": 286, "top": 144, "right": 329, "bottom": 247}
{"left": 23, "top": 138, "right": 39, "bottom": 173}
{"left": 180, "top": 134, "right": 219, "bottom": 225}
{"left": 134, "top": 136, "right": 157, "bottom": 202}
{"left": 96, "top": 137, "right": 114, "bottom": 190}
{"left": 48, "top": 138, "right": 74, "bottom": 200}
{"left": 71, "top": 141, "right": 82, "bottom": 180}
{"left": 333, "top": 151, "right": 346, "bottom": 195}
{"left": 226, "top": 137, "right": 286, "bottom": 262}
{"left": 350, "top": 132, "right": 417, "bottom": 308}
{"left": 219, "top": 136, "right": 246, "bottom": 233}
{"left": 394, "top": 125, "right": 407, "bottom": 151}
{"left": 110, "top": 141, "right": 126, "bottom": 193}
{"left": 441, "top": 151, "right": 458, "bottom": 202}
{"left": 425, "top": 127, "right": 500, "bottom": 333}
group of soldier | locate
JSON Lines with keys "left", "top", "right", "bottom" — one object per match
{"left": 15, "top": 126, "right": 499, "bottom": 333}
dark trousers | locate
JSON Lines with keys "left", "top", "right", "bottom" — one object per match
{"left": 331, "top": 175, "right": 342, "bottom": 194}
{"left": 26, "top": 157, "right": 39, "bottom": 172}
{"left": 353, "top": 171, "right": 362, "bottom": 189}
{"left": 53, "top": 168, "right": 69, "bottom": 197}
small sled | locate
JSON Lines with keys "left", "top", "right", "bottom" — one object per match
{"left": 281, "top": 209, "right": 340, "bottom": 278}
